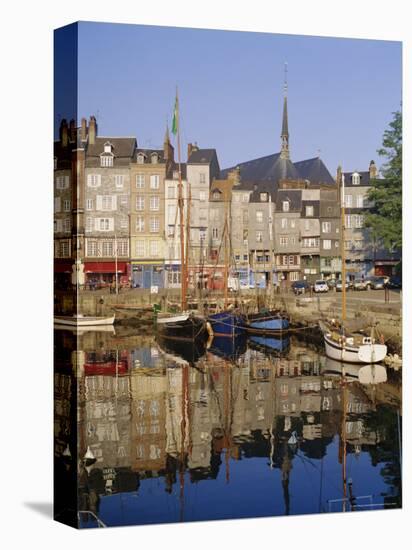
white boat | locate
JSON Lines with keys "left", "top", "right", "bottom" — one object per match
{"left": 54, "top": 314, "right": 115, "bottom": 327}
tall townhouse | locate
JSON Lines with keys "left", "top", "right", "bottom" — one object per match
{"left": 230, "top": 174, "right": 253, "bottom": 288}
{"left": 319, "top": 185, "right": 342, "bottom": 279}
{"left": 300, "top": 187, "right": 321, "bottom": 283}
{"left": 342, "top": 162, "right": 400, "bottom": 278}
{"left": 248, "top": 184, "right": 277, "bottom": 288}
{"left": 129, "top": 131, "right": 173, "bottom": 289}
{"left": 83, "top": 117, "right": 136, "bottom": 287}
{"left": 274, "top": 189, "right": 302, "bottom": 285}
{"left": 54, "top": 119, "right": 74, "bottom": 288}
{"left": 186, "top": 145, "right": 220, "bottom": 288}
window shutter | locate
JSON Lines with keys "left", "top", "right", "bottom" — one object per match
{"left": 64, "top": 175, "right": 70, "bottom": 188}
{"left": 109, "top": 218, "right": 114, "bottom": 231}
{"left": 112, "top": 195, "right": 117, "bottom": 210}
{"left": 94, "top": 218, "right": 100, "bottom": 231}
{"left": 96, "top": 196, "right": 103, "bottom": 211}
{"left": 54, "top": 197, "right": 61, "bottom": 212}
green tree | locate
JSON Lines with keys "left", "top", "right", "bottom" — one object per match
{"left": 366, "top": 109, "right": 402, "bottom": 251}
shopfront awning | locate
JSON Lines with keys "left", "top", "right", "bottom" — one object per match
{"left": 84, "top": 262, "right": 128, "bottom": 274}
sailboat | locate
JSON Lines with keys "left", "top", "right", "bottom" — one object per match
{"left": 319, "top": 171, "right": 387, "bottom": 364}
{"left": 156, "top": 91, "right": 209, "bottom": 343}
{"left": 207, "top": 187, "right": 245, "bottom": 338}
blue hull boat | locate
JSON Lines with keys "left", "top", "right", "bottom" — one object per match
{"left": 208, "top": 311, "right": 245, "bottom": 338}
{"left": 245, "top": 310, "right": 289, "bottom": 335}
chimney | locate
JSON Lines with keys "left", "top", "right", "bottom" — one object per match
{"left": 187, "top": 142, "right": 193, "bottom": 160}
{"left": 80, "top": 117, "right": 87, "bottom": 142}
{"left": 369, "top": 160, "right": 378, "bottom": 179}
{"left": 69, "top": 119, "right": 76, "bottom": 143}
{"left": 60, "top": 119, "right": 69, "bottom": 147}
{"left": 336, "top": 165, "right": 342, "bottom": 184}
{"left": 89, "top": 116, "right": 97, "bottom": 145}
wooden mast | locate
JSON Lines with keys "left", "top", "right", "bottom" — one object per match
{"left": 340, "top": 168, "right": 347, "bottom": 323}
{"left": 223, "top": 189, "right": 229, "bottom": 309}
{"left": 175, "top": 89, "right": 187, "bottom": 312}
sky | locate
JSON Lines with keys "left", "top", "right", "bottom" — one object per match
{"left": 56, "top": 21, "right": 401, "bottom": 175}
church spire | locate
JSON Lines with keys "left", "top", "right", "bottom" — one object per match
{"left": 280, "top": 62, "right": 290, "bottom": 160}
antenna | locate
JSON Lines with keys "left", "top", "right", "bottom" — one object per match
{"left": 284, "top": 61, "right": 288, "bottom": 95}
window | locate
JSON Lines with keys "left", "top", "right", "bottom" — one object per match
{"left": 200, "top": 229, "right": 206, "bottom": 242}
{"left": 199, "top": 173, "right": 206, "bottom": 184}
{"left": 243, "top": 229, "right": 248, "bottom": 243}
{"left": 100, "top": 218, "right": 110, "bottom": 231}
{"left": 235, "top": 254, "right": 240, "bottom": 261}
{"left": 102, "top": 240, "right": 114, "bottom": 256}
{"left": 86, "top": 217, "right": 93, "bottom": 232}
{"left": 260, "top": 192, "right": 268, "bottom": 202}
{"left": 305, "top": 205, "right": 314, "bottom": 217}
{"left": 150, "top": 196, "right": 160, "bottom": 211}
{"left": 280, "top": 236, "right": 288, "bottom": 246}
{"left": 150, "top": 217, "right": 160, "bottom": 233}
{"left": 150, "top": 175, "right": 160, "bottom": 189}
{"left": 243, "top": 254, "right": 248, "bottom": 261}
{"left": 136, "top": 174, "right": 145, "bottom": 189}
{"left": 345, "top": 240, "right": 351, "bottom": 251}
{"left": 54, "top": 197, "right": 61, "bottom": 212}
{"left": 290, "top": 219, "right": 296, "bottom": 228}
{"left": 290, "top": 236, "right": 296, "bottom": 245}
{"left": 212, "top": 228, "right": 219, "bottom": 239}
{"left": 86, "top": 198, "right": 93, "bottom": 211}
{"left": 345, "top": 214, "right": 352, "bottom": 228}
{"left": 322, "top": 221, "right": 331, "bottom": 233}
{"left": 282, "top": 201, "right": 289, "bottom": 212}
{"left": 104, "top": 142, "right": 112, "bottom": 153}
{"left": 87, "top": 174, "right": 101, "bottom": 187}
{"left": 115, "top": 175, "right": 124, "bottom": 188}
{"left": 290, "top": 272, "right": 299, "bottom": 282}
{"left": 213, "top": 190, "right": 221, "bottom": 200}
{"left": 117, "top": 241, "right": 128, "bottom": 256}
{"left": 167, "top": 185, "right": 175, "bottom": 199}
{"left": 352, "top": 172, "right": 360, "bottom": 185}
{"left": 256, "top": 211, "right": 263, "bottom": 223}
{"left": 323, "top": 239, "right": 332, "bottom": 250}
{"left": 303, "top": 237, "right": 319, "bottom": 248}
{"left": 60, "top": 241, "right": 70, "bottom": 257}
{"left": 100, "top": 155, "right": 113, "bottom": 167}
{"left": 345, "top": 194, "right": 353, "bottom": 208}
{"left": 256, "top": 231, "right": 263, "bottom": 242}
{"left": 288, "top": 255, "right": 296, "bottom": 265}
{"left": 150, "top": 241, "right": 159, "bottom": 256}
{"left": 353, "top": 215, "right": 364, "bottom": 228}
{"left": 87, "top": 240, "right": 98, "bottom": 256}
{"left": 356, "top": 195, "right": 364, "bottom": 208}
{"left": 120, "top": 218, "right": 128, "bottom": 229}
{"left": 136, "top": 241, "right": 145, "bottom": 256}
{"left": 151, "top": 153, "right": 158, "bottom": 164}
{"left": 137, "top": 153, "right": 145, "bottom": 164}
{"left": 281, "top": 218, "right": 287, "bottom": 229}
{"left": 136, "top": 196, "right": 145, "bottom": 211}
{"left": 55, "top": 175, "right": 69, "bottom": 189}
{"left": 63, "top": 218, "right": 71, "bottom": 232}
{"left": 199, "top": 190, "right": 206, "bottom": 202}
{"left": 101, "top": 195, "right": 115, "bottom": 211}
{"left": 136, "top": 216, "right": 145, "bottom": 232}
{"left": 242, "top": 193, "right": 249, "bottom": 203}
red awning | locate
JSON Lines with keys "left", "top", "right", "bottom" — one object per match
{"left": 84, "top": 262, "right": 128, "bottom": 274}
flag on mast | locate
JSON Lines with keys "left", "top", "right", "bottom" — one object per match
{"left": 171, "top": 92, "right": 178, "bottom": 135}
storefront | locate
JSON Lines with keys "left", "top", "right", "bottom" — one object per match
{"left": 54, "top": 260, "right": 73, "bottom": 289}
{"left": 131, "top": 262, "right": 164, "bottom": 289}
{"left": 84, "top": 261, "right": 129, "bottom": 288}
{"left": 374, "top": 260, "right": 398, "bottom": 277}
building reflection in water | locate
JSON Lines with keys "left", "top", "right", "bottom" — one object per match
{"left": 54, "top": 329, "right": 402, "bottom": 528}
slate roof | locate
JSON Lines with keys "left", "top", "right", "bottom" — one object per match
{"left": 343, "top": 171, "right": 371, "bottom": 187}
{"left": 275, "top": 189, "right": 302, "bottom": 212}
{"left": 301, "top": 200, "right": 320, "bottom": 218}
{"left": 187, "top": 148, "right": 218, "bottom": 164}
{"left": 86, "top": 137, "right": 136, "bottom": 158}
{"left": 221, "top": 153, "right": 334, "bottom": 186}
{"left": 135, "top": 147, "right": 166, "bottom": 163}
{"left": 248, "top": 180, "right": 279, "bottom": 202}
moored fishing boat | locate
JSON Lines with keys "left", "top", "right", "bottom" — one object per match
{"left": 54, "top": 314, "right": 115, "bottom": 327}
{"left": 245, "top": 309, "right": 289, "bottom": 335}
{"left": 208, "top": 309, "right": 245, "bottom": 338}
{"left": 156, "top": 312, "right": 209, "bottom": 343}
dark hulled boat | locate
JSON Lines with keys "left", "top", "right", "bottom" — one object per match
{"left": 207, "top": 310, "right": 245, "bottom": 338}
{"left": 156, "top": 312, "right": 209, "bottom": 343}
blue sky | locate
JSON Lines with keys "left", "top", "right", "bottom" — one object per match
{"left": 68, "top": 22, "right": 402, "bottom": 174}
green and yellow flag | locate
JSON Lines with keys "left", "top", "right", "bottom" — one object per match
{"left": 171, "top": 93, "right": 178, "bottom": 135}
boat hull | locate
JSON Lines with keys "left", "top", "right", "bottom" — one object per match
{"left": 208, "top": 311, "right": 245, "bottom": 338}
{"left": 156, "top": 314, "right": 208, "bottom": 342}
{"left": 245, "top": 313, "right": 289, "bottom": 335}
{"left": 324, "top": 333, "right": 387, "bottom": 364}
{"left": 54, "top": 315, "right": 115, "bottom": 327}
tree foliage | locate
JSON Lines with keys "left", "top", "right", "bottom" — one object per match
{"left": 365, "top": 109, "right": 402, "bottom": 250}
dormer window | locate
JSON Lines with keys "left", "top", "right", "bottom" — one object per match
{"left": 352, "top": 172, "right": 360, "bottom": 185}
{"left": 100, "top": 155, "right": 113, "bottom": 167}
{"left": 151, "top": 153, "right": 159, "bottom": 164}
{"left": 260, "top": 192, "right": 268, "bottom": 202}
{"left": 137, "top": 153, "right": 145, "bottom": 164}
{"left": 212, "top": 190, "right": 221, "bottom": 200}
{"left": 305, "top": 205, "right": 314, "bottom": 217}
{"left": 104, "top": 141, "right": 113, "bottom": 154}
{"left": 282, "top": 200, "right": 290, "bottom": 212}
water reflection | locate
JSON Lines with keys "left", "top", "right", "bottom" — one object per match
{"left": 54, "top": 329, "right": 402, "bottom": 528}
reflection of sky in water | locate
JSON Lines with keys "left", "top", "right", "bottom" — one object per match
{"left": 57, "top": 331, "right": 401, "bottom": 528}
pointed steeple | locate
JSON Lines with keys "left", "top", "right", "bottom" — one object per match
{"left": 280, "top": 62, "right": 290, "bottom": 160}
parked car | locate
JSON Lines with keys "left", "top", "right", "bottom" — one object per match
{"left": 314, "top": 280, "right": 329, "bottom": 293}
{"left": 335, "top": 279, "right": 349, "bottom": 292}
{"left": 387, "top": 275, "right": 402, "bottom": 289}
{"left": 326, "top": 279, "right": 337, "bottom": 290}
{"left": 353, "top": 277, "right": 368, "bottom": 291}
{"left": 370, "top": 276, "right": 386, "bottom": 290}
{"left": 291, "top": 280, "right": 311, "bottom": 295}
